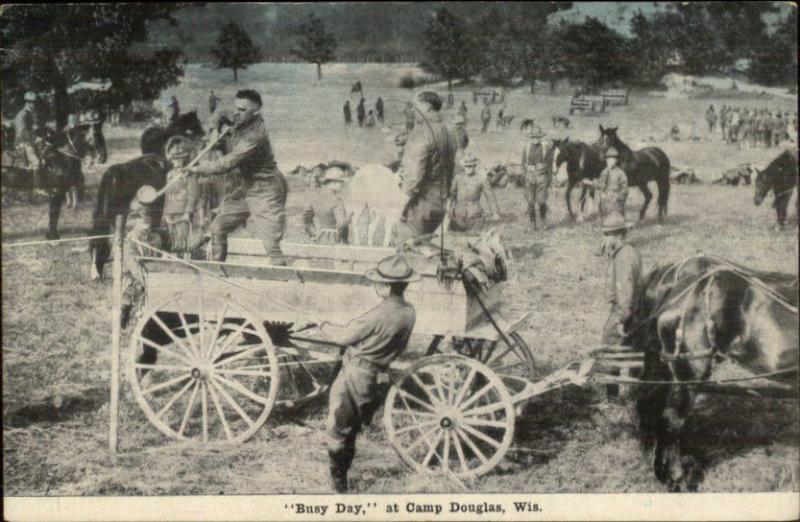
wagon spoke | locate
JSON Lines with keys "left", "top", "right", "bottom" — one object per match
{"left": 391, "top": 409, "right": 437, "bottom": 419}
{"left": 441, "top": 430, "right": 451, "bottom": 472}
{"left": 210, "top": 378, "right": 254, "bottom": 428}
{"left": 461, "top": 417, "right": 508, "bottom": 429}
{"left": 452, "top": 430, "right": 468, "bottom": 473}
{"left": 411, "top": 374, "right": 442, "bottom": 407}
{"left": 452, "top": 367, "right": 476, "bottom": 407}
{"left": 213, "top": 344, "right": 265, "bottom": 368}
{"left": 140, "top": 336, "right": 192, "bottom": 366}
{"left": 209, "top": 321, "right": 250, "bottom": 362}
{"left": 422, "top": 430, "right": 445, "bottom": 467}
{"left": 205, "top": 304, "right": 230, "bottom": 361}
{"left": 394, "top": 420, "right": 437, "bottom": 436}
{"left": 207, "top": 378, "right": 233, "bottom": 440}
{"left": 155, "top": 378, "right": 195, "bottom": 419}
{"left": 397, "top": 389, "right": 437, "bottom": 413}
{"left": 402, "top": 425, "right": 439, "bottom": 454}
{"left": 456, "top": 427, "right": 489, "bottom": 464}
{"left": 134, "top": 362, "right": 192, "bottom": 372}
{"left": 201, "top": 381, "right": 209, "bottom": 442}
{"left": 177, "top": 311, "right": 200, "bottom": 359}
{"left": 215, "top": 369, "right": 273, "bottom": 378}
{"left": 458, "top": 381, "right": 494, "bottom": 411}
{"left": 178, "top": 381, "right": 200, "bottom": 437}
{"left": 143, "top": 373, "right": 191, "bottom": 396}
{"left": 150, "top": 314, "right": 196, "bottom": 363}
{"left": 462, "top": 401, "right": 508, "bottom": 418}
{"left": 460, "top": 422, "right": 503, "bottom": 449}
{"left": 214, "top": 373, "right": 272, "bottom": 405}
{"left": 429, "top": 367, "right": 450, "bottom": 405}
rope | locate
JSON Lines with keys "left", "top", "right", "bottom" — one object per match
{"left": 601, "top": 366, "right": 799, "bottom": 387}
{"left": 1, "top": 234, "right": 114, "bottom": 249}
{"left": 128, "top": 237, "right": 308, "bottom": 317}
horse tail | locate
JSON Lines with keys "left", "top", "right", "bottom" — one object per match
{"left": 89, "top": 166, "right": 116, "bottom": 280}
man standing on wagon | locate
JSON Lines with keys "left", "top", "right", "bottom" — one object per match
{"left": 394, "top": 91, "right": 458, "bottom": 245}
{"left": 185, "top": 89, "right": 288, "bottom": 265}
{"left": 318, "top": 254, "right": 418, "bottom": 493}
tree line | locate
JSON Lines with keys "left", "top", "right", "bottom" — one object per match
{"left": 420, "top": 3, "right": 798, "bottom": 93}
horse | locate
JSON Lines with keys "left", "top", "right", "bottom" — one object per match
{"left": 140, "top": 111, "right": 205, "bottom": 156}
{"left": 754, "top": 149, "right": 798, "bottom": 229}
{"left": 630, "top": 254, "right": 798, "bottom": 491}
{"left": 712, "top": 164, "right": 757, "bottom": 186}
{"left": 598, "top": 125, "right": 671, "bottom": 223}
{"left": 552, "top": 137, "right": 605, "bottom": 221}
{"left": 552, "top": 115, "right": 571, "bottom": 129}
{"left": 1, "top": 125, "right": 100, "bottom": 239}
{"left": 88, "top": 154, "right": 171, "bottom": 280}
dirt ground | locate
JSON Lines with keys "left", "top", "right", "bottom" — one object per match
{"left": 2, "top": 64, "right": 798, "bottom": 496}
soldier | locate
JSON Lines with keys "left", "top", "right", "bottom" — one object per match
{"left": 584, "top": 147, "right": 629, "bottom": 218}
{"left": 375, "top": 97, "right": 384, "bottom": 125}
{"left": 451, "top": 112, "right": 469, "bottom": 152}
{"left": 318, "top": 254, "right": 418, "bottom": 493}
{"left": 120, "top": 198, "right": 164, "bottom": 328}
{"left": 480, "top": 103, "right": 492, "bottom": 133}
{"left": 164, "top": 95, "right": 180, "bottom": 126}
{"left": 446, "top": 92, "right": 454, "bottom": 109}
{"left": 446, "top": 154, "right": 501, "bottom": 232}
{"left": 597, "top": 211, "right": 642, "bottom": 351}
{"left": 185, "top": 89, "right": 288, "bottom": 265}
{"left": 520, "top": 125, "right": 553, "bottom": 230}
{"left": 162, "top": 139, "right": 200, "bottom": 256}
{"left": 343, "top": 100, "right": 352, "bottom": 126}
{"left": 302, "top": 167, "right": 350, "bottom": 244}
{"left": 458, "top": 101, "right": 468, "bottom": 121}
{"left": 365, "top": 110, "right": 376, "bottom": 128}
{"left": 395, "top": 91, "right": 458, "bottom": 244}
{"left": 706, "top": 105, "right": 717, "bottom": 133}
{"left": 357, "top": 97, "right": 366, "bottom": 127}
{"left": 208, "top": 90, "right": 220, "bottom": 115}
{"left": 403, "top": 102, "right": 415, "bottom": 132}
{"left": 14, "top": 91, "right": 44, "bottom": 190}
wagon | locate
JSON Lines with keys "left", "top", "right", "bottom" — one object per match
{"left": 127, "top": 237, "right": 537, "bottom": 460}
{"left": 601, "top": 89, "right": 630, "bottom": 106}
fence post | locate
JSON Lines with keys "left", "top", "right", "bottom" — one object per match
{"left": 109, "top": 214, "right": 125, "bottom": 460}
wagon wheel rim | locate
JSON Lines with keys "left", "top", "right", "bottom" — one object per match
{"left": 384, "top": 355, "right": 515, "bottom": 479}
{"left": 128, "top": 290, "right": 280, "bottom": 443}
{"left": 426, "top": 333, "right": 535, "bottom": 379}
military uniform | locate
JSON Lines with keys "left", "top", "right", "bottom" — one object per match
{"left": 303, "top": 170, "right": 350, "bottom": 244}
{"left": 120, "top": 213, "right": 164, "bottom": 328}
{"left": 395, "top": 111, "right": 457, "bottom": 244}
{"left": 193, "top": 113, "right": 288, "bottom": 263}
{"left": 480, "top": 105, "right": 492, "bottom": 133}
{"left": 321, "top": 255, "right": 418, "bottom": 493}
{"left": 13, "top": 96, "right": 42, "bottom": 185}
{"left": 602, "top": 242, "right": 642, "bottom": 346}
{"left": 448, "top": 156, "right": 498, "bottom": 232}
{"left": 597, "top": 164, "right": 629, "bottom": 217}
{"left": 163, "top": 169, "right": 200, "bottom": 254}
{"left": 521, "top": 130, "right": 552, "bottom": 227}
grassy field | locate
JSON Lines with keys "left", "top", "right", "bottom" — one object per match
{"left": 2, "top": 64, "right": 798, "bottom": 496}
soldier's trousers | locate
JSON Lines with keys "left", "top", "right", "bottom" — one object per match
{"left": 599, "top": 193, "right": 627, "bottom": 217}
{"left": 209, "top": 176, "right": 287, "bottom": 262}
{"left": 602, "top": 305, "right": 628, "bottom": 348}
{"left": 325, "top": 362, "right": 385, "bottom": 468}
{"left": 524, "top": 178, "right": 549, "bottom": 219}
{"left": 395, "top": 191, "right": 446, "bottom": 245}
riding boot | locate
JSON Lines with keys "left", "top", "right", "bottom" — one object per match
{"left": 211, "top": 233, "right": 228, "bottom": 262}
{"left": 328, "top": 450, "right": 350, "bottom": 493}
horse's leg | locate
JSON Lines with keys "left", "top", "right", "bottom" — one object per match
{"left": 638, "top": 183, "right": 653, "bottom": 222}
{"left": 565, "top": 179, "right": 576, "bottom": 221}
{"left": 774, "top": 191, "right": 790, "bottom": 229}
{"left": 46, "top": 188, "right": 66, "bottom": 240}
{"left": 656, "top": 172, "right": 671, "bottom": 224}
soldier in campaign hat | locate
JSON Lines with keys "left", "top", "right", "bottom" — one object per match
{"left": 314, "top": 254, "right": 418, "bottom": 492}
{"left": 584, "top": 146, "right": 629, "bottom": 218}
{"left": 446, "top": 153, "right": 501, "bottom": 232}
{"left": 520, "top": 124, "right": 553, "bottom": 229}
{"left": 163, "top": 137, "right": 199, "bottom": 255}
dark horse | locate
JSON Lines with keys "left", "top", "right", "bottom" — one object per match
{"left": 88, "top": 154, "right": 171, "bottom": 279}
{"left": 1, "top": 125, "right": 102, "bottom": 239}
{"left": 598, "top": 125, "right": 671, "bottom": 223}
{"left": 140, "top": 111, "right": 205, "bottom": 156}
{"left": 754, "top": 149, "right": 798, "bottom": 229}
{"left": 552, "top": 137, "right": 605, "bottom": 221}
{"left": 630, "top": 255, "right": 798, "bottom": 491}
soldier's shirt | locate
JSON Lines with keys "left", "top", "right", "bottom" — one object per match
{"left": 598, "top": 165, "right": 629, "bottom": 199}
{"left": 194, "top": 114, "right": 279, "bottom": 179}
{"left": 521, "top": 141, "right": 553, "bottom": 179}
{"left": 14, "top": 107, "right": 35, "bottom": 145}
{"left": 320, "top": 295, "right": 416, "bottom": 369}
{"left": 400, "top": 112, "right": 457, "bottom": 198}
{"left": 605, "top": 243, "right": 642, "bottom": 316}
{"left": 450, "top": 172, "right": 492, "bottom": 220}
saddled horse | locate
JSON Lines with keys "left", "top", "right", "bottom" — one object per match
{"left": 2, "top": 125, "right": 101, "bottom": 239}
{"left": 754, "top": 149, "right": 798, "bottom": 229}
{"left": 552, "top": 137, "right": 605, "bottom": 221}
{"left": 630, "top": 255, "right": 798, "bottom": 491}
{"left": 140, "top": 111, "right": 205, "bottom": 156}
{"left": 598, "top": 125, "right": 671, "bottom": 223}
{"left": 88, "top": 154, "right": 171, "bottom": 279}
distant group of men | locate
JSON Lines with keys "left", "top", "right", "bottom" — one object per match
{"left": 343, "top": 97, "right": 384, "bottom": 128}
{"left": 707, "top": 104, "right": 798, "bottom": 148}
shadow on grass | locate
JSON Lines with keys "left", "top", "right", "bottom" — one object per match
{"left": 4, "top": 386, "right": 107, "bottom": 428}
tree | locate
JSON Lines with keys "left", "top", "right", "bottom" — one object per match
{"left": 559, "top": 18, "right": 632, "bottom": 93}
{"left": 0, "top": 4, "right": 186, "bottom": 127}
{"left": 291, "top": 14, "right": 337, "bottom": 83}
{"left": 421, "top": 8, "right": 477, "bottom": 91}
{"left": 748, "top": 10, "right": 798, "bottom": 86}
{"left": 212, "top": 21, "right": 260, "bottom": 82}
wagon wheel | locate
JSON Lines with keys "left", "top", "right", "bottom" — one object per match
{"left": 128, "top": 290, "right": 280, "bottom": 443}
{"left": 426, "top": 332, "right": 535, "bottom": 379}
{"left": 384, "top": 355, "right": 515, "bottom": 479}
